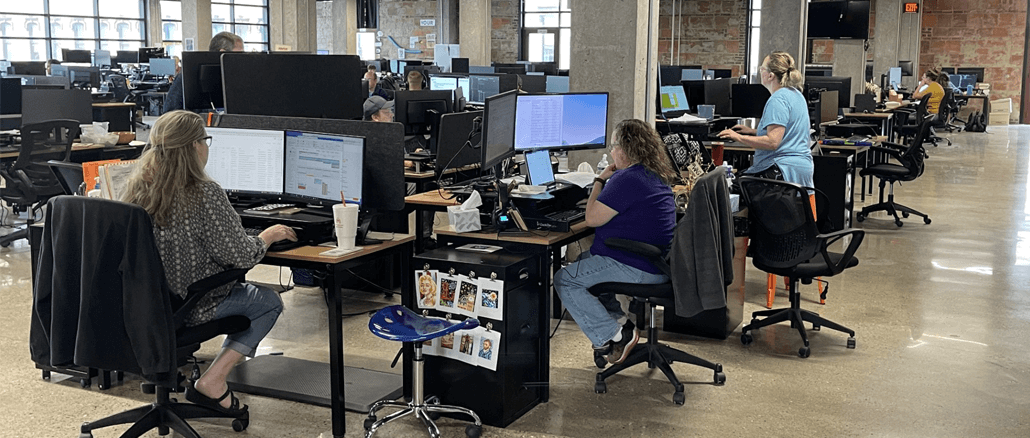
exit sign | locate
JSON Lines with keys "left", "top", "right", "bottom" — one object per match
{"left": 903, "top": 3, "right": 919, "bottom": 13}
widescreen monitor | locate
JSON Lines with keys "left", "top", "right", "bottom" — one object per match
{"left": 433, "top": 110, "right": 483, "bottom": 178}
{"left": 467, "top": 74, "right": 500, "bottom": 105}
{"left": 94, "top": 50, "right": 112, "bottom": 68}
{"left": 67, "top": 66, "right": 101, "bottom": 89}
{"left": 61, "top": 49, "right": 91, "bottom": 63}
{"left": 283, "top": 130, "right": 364, "bottom": 206}
{"left": 469, "top": 65, "right": 494, "bottom": 74}
{"left": 11, "top": 61, "right": 46, "bottom": 76}
{"left": 546, "top": 76, "right": 569, "bottom": 93}
{"left": 681, "top": 69, "right": 704, "bottom": 81}
{"left": 138, "top": 47, "right": 165, "bottom": 63}
{"left": 21, "top": 88, "right": 93, "bottom": 126}
{"left": 221, "top": 53, "right": 363, "bottom": 119}
{"left": 482, "top": 90, "right": 518, "bottom": 170}
{"left": 659, "top": 85, "right": 690, "bottom": 113}
{"left": 204, "top": 127, "right": 286, "bottom": 197}
{"left": 112, "top": 50, "right": 138, "bottom": 67}
{"left": 525, "top": 150, "right": 555, "bottom": 186}
{"left": 428, "top": 74, "right": 469, "bottom": 93}
{"left": 394, "top": 90, "right": 453, "bottom": 135}
{"left": 703, "top": 77, "right": 734, "bottom": 117}
{"left": 805, "top": 76, "right": 852, "bottom": 108}
{"left": 731, "top": 84, "right": 771, "bottom": 118}
{"left": 807, "top": 0, "right": 870, "bottom": 39}
{"left": 181, "top": 51, "right": 226, "bottom": 111}
{"left": 518, "top": 74, "right": 546, "bottom": 93}
{"left": 149, "top": 58, "right": 176, "bottom": 76}
{"left": 659, "top": 65, "right": 683, "bottom": 86}
{"left": 513, "top": 92, "right": 609, "bottom": 152}
{"left": 493, "top": 63, "right": 526, "bottom": 75}
{"left": 451, "top": 57, "right": 470, "bottom": 73}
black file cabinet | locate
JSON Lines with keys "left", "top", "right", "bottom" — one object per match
{"left": 408, "top": 246, "right": 542, "bottom": 428}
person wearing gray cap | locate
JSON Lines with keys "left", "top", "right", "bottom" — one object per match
{"left": 363, "top": 96, "right": 395, "bottom": 122}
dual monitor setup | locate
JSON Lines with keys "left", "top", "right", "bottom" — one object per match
{"left": 657, "top": 77, "right": 770, "bottom": 119}
{"left": 427, "top": 74, "right": 570, "bottom": 105}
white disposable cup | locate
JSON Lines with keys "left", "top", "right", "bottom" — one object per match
{"left": 332, "top": 204, "right": 359, "bottom": 249}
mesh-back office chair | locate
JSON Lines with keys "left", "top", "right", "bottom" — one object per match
{"left": 31, "top": 197, "right": 253, "bottom": 438}
{"left": 937, "top": 87, "right": 964, "bottom": 133}
{"left": 856, "top": 116, "right": 933, "bottom": 227}
{"left": 0, "top": 120, "right": 80, "bottom": 247}
{"left": 737, "top": 177, "right": 864, "bottom": 358}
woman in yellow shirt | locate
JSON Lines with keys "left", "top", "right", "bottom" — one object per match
{"left": 912, "top": 69, "right": 945, "bottom": 114}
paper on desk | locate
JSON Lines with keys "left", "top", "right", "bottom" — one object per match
{"left": 669, "top": 113, "right": 708, "bottom": 123}
{"left": 555, "top": 171, "right": 597, "bottom": 188}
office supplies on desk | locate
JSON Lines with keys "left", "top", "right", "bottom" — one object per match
{"left": 820, "top": 139, "right": 873, "bottom": 146}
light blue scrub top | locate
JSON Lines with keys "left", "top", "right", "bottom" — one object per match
{"left": 749, "top": 87, "right": 814, "bottom": 187}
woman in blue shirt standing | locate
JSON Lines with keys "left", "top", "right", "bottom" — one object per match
{"left": 718, "top": 51, "right": 813, "bottom": 187}
{"left": 554, "top": 119, "right": 678, "bottom": 366}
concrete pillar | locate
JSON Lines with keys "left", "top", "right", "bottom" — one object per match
{"left": 759, "top": 0, "right": 807, "bottom": 71}
{"left": 270, "top": 0, "right": 317, "bottom": 51}
{"left": 833, "top": 40, "right": 866, "bottom": 103}
{"left": 438, "top": 0, "right": 459, "bottom": 45}
{"left": 146, "top": 0, "right": 163, "bottom": 47}
{"left": 181, "top": 0, "right": 212, "bottom": 51}
{"left": 898, "top": 6, "right": 921, "bottom": 89}
{"left": 458, "top": 0, "right": 490, "bottom": 66}
{"left": 873, "top": 0, "right": 900, "bottom": 88}
{"left": 329, "top": 0, "right": 358, "bottom": 55}
{"left": 569, "top": 0, "right": 659, "bottom": 166}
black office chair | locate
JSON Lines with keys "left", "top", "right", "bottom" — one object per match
{"left": 0, "top": 120, "right": 80, "bottom": 247}
{"left": 31, "top": 196, "right": 252, "bottom": 438}
{"left": 937, "top": 87, "right": 964, "bottom": 133}
{"left": 856, "top": 116, "right": 933, "bottom": 227}
{"left": 46, "top": 160, "right": 85, "bottom": 195}
{"left": 737, "top": 177, "right": 864, "bottom": 358}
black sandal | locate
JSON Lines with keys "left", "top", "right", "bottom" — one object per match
{"left": 186, "top": 382, "right": 248, "bottom": 415}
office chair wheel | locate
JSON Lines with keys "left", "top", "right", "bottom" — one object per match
{"left": 595, "top": 380, "right": 607, "bottom": 394}
{"left": 924, "top": 217, "right": 932, "bottom": 225}
{"left": 847, "top": 337, "right": 857, "bottom": 349}
{"left": 798, "top": 346, "right": 811, "bottom": 358}
{"left": 0, "top": 241, "right": 10, "bottom": 248}
{"left": 41, "top": 370, "right": 50, "bottom": 380}
{"left": 714, "top": 371, "right": 726, "bottom": 385}
{"left": 80, "top": 378, "right": 91, "bottom": 388}
{"left": 856, "top": 213, "right": 865, "bottom": 222}
{"left": 812, "top": 324, "right": 821, "bottom": 331}
{"left": 79, "top": 431, "right": 93, "bottom": 438}
{"left": 741, "top": 333, "right": 754, "bottom": 345}
{"left": 902, "top": 211, "right": 910, "bottom": 218}
{"left": 465, "top": 423, "right": 483, "bottom": 438}
{"left": 895, "top": 220, "right": 904, "bottom": 227}
{"left": 363, "top": 416, "right": 376, "bottom": 431}
{"left": 673, "top": 391, "right": 685, "bottom": 405}
{"left": 232, "top": 416, "right": 249, "bottom": 432}
{"left": 593, "top": 350, "right": 608, "bottom": 369}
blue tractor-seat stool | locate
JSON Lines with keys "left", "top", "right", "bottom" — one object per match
{"left": 365, "top": 305, "right": 483, "bottom": 438}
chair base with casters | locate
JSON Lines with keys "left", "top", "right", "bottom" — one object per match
{"left": 365, "top": 305, "right": 483, "bottom": 438}
{"left": 587, "top": 284, "right": 725, "bottom": 405}
{"left": 79, "top": 386, "right": 249, "bottom": 438}
{"left": 856, "top": 178, "right": 931, "bottom": 227}
{"left": 741, "top": 277, "right": 856, "bottom": 358}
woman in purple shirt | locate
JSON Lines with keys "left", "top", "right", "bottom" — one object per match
{"left": 554, "top": 119, "right": 678, "bottom": 365}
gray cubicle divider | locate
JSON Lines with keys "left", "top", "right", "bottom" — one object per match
{"left": 216, "top": 114, "right": 406, "bottom": 211}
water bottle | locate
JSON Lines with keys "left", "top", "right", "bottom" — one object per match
{"left": 596, "top": 154, "right": 609, "bottom": 175}
{"left": 723, "top": 162, "right": 735, "bottom": 186}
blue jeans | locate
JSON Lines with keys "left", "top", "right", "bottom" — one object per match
{"left": 554, "top": 251, "right": 668, "bottom": 348}
{"left": 213, "top": 282, "right": 284, "bottom": 357}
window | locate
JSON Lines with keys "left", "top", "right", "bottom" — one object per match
{"left": 356, "top": 31, "right": 376, "bottom": 60}
{"left": 521, "top": 0, "right": 570, "bottom": 70}
{"left": 0, "top": 0, "right": 146, "bottom": 62}
{"left": 211, "top": 0, "right": 268, "bottom": 52}
{"left": 746, "top": 0, "right": 762, "bottom": 79}
{"left": 160, "top": 0, "right": 182, "bottom": 58}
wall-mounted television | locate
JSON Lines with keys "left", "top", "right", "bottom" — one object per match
{"left": 807, "top": 0, "right": 870, "bottom": 40}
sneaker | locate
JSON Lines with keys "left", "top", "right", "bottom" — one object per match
{"left": 606, "top": 320, "right": 639, "bottom": 365}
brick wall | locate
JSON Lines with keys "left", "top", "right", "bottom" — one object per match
{"left": 657, "top": 0, "right": 747, "bottom": 76}
{"left": 920, "top": 0, "right": 1026, "bottom": 122}
{"left": 491, "top": 0, "right": 519, "bottom": 63}
{"left": 378, "top": 0, "right": 439, "bottom": 61}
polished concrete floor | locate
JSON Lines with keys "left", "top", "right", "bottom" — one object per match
{"left": 3, "top": 126, "right": 1030, "bottom": 437}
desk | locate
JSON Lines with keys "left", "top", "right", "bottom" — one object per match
{"left": 225, "top": 236, "right": 414, "bottom": 438}
{"left": 656, "top": 116, "right": 737, "bottom": 140}
{"left": 843, "top": 112, "right": 896, "bottom": 142}
{"left": 405, "top": 190, "right": 461, "bottom": 253}
{"left": 403, "top": 163, "right": 480, "bottom": 197}
{"left": 0, "top": 143, "right": 143, "bottom": 162}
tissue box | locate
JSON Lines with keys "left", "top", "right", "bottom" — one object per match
{"left": 447, "top": 205, "right": 482, "bottom": 233}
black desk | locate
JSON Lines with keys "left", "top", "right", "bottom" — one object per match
{"left": 656, "top": 116, "right": 738, "bottom": 140}
{"left": 0, "top": 143, "right": 143, "bottom": 163}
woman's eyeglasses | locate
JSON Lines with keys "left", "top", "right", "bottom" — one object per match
{"left": 199, "top": 136, "right": 213, "bottom": 147}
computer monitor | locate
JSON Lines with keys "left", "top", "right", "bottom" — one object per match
{"left": 221, "top": 53, "right": 363, "bottom": 119}
{"left": 518, "top": 74, "right": 546, "bottom": 93}
{"left": 659, "top": 65, "right": 683, "bottom": 86}
{"left": 94, "top": 50, "right": 112, "bottom": 68}
{"left": 149, "top": 58, "right": 176, "bottom": 76}
{"left": 528, "top": 62, "right": 557, "bottom": 76}
{"left": 204, "top": 127, "right": 286, "bottom": 197}
{"left": 956, "top": 67, "right": 984, "bottom": 83}
{"left": 467, "top": 74, "right": 500, "bottom": 105}
{"left": 112, "top": 50, "right": 138, "bottom": 67}
{"left": 11, "top": 61, "right": 46, "bottom": 76}
{"left": 451, "top": 58, "right": 470, "bottom": 73}
{"left": 703, "top": 77, "right": 734, "bottom": 117}
{"left": 888, "top": 67, "right": 902, "bottom": 89}
{"left": 805, "top": 76, "right": 852, "bottom": 108}
{"left": 710, "top": 69, "right": 733, "bottom": 79}
{"left": 493, "top": 63, "right": 526, "bottom": 75}
{"left": 898, "top": 61, "right": 914, "bottom": 77}
{"left": 819, "top": 90, "right": 839, "bottom": 123}
{"left": 482, "top": 89, "right": 518, "bottom": 171}
{"left": 731, "top": 84, "right": 771, "bottom": 118}
{"left": 21, "top": 88, "right": 93, "bottom": 125}
{"left": 468, "top": 65, "right": 494, "bottom": 74}
{"left": 62, "top": 49, "right": 92, "bottom": 64}
{"left": 283, "top": 130, "right": 364, "bottom": 206}
{"left": 181, "top": 51, "right": 226, "bottom": 111}
{"left": 681, "top": 80, "right": 706, "bottom": 111}
{"left": 545, "top": 76, "right": 570, "bottom": 93}
{"left": 66, "top": 66, "right": 101, "bottom": 89}
{"left": 681, "top": 69, "right": 704, "bottom": 81}
{"left": 428, "top": 74, "right": 460, "bottom": 91}
{"left": 50, "top": 65, "right": 69, "bottom": 78}
{"left": 433, "top": 110, "right": 483, "bottom": 178}
{"left": 658, "top": 85, "right": 690, "bottom": 114}
{"left": 513, "top": 92, "right": 609, "bottom": 152}
{"left": 1, "top": 77, "right": 22, "bottom": 130}
{"left": 138, "top": 47, "right": 165, "bottom": 63}
{"left": 394, "top": 90, "right": 453, "bottom": 135}
{"left": 524, "top": 150, "right": 555, "bottom": 186}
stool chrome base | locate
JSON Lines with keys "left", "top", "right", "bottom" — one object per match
{"left": 364, "top": 345, "right": 482, "bottom": 438}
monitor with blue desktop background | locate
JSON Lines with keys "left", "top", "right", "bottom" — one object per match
{"left": 524, "top": 150, "right": 555, "bottom": 186}
{"left": 545, "top": 76, "right": 569, "bottom": 93}
{"left": 204, "top": 127, "right": 286, "bottom": 197}
{"left": 482, "top": 90, "right": 518, "bottom": 170}
{"left": 149, "top": 58, "right": 176, "bottom": 76}
{"left": 888, "top": 67, "right": 902, "bottom": 89}
{"left": 659, "top": 85, "right": 690, "bottom": 114}
{"left": 681, "top": 69, "right": 704, "bottom": 81}
{"left": 283, "top": 130, "right": 364, "bottom": 206}
{"left": 469, "top": 65, "right": 494, "bottom": 74}
{"left": 94, "top": 50, "right": 112, "bottom": 68}
{"left": 513, "top": 92, "right": 608, "bottom": 152}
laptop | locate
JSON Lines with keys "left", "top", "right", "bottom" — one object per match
{"left": 853, "top": 94, "right": 876, "bottom": 113}
{"left": 658, "top": 85, "right": 691, "bottom": 119}
{"left": 525, "top": 150, "right": 556, "bottom": 188}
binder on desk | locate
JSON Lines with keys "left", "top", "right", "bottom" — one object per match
{"left": 81, "top": 159, "right": 122, "bottom": 191}
{"left": 98, "top": 160, "right": 138, "bottom": 200}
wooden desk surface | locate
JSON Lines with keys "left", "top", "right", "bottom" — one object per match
{"left": 92, "top": 102, "right": 136, "bottom": 108}
{"left": 405, "top": 190, "right": 461, "bottom": 207}
{"left": 264, "top": 234, "right": 415, "bottom": 264}
{"left": 1, "top": 143, "right": 111, "bottom": 159}
{"left": 435, "top": 220, "right": 591, "bottom": 246}
{"left": 404, "top": 163, "right": 480, "bottom": 179}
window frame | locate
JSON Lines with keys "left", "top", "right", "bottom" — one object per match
{"left": 0, "top": 0, "right": 147, "bottom": 62}
{"left": 210, "top": 0, "right": 268, "bottom": 52}
{"left": 520, "top": 0, "right": 570, "bottom": 70}
{"left": 160, "top": 0, "right": 181, "bottom": 58}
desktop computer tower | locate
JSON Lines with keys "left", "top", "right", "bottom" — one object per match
{"left": 411, "top": 247, "right": 542, "bottom": 428}
{"left": 813, "top": 153, "right": 855, "bottom": 232}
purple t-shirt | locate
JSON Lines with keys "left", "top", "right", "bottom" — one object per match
{"left": 591, "top": 164, "right": 676, "bottom": 274}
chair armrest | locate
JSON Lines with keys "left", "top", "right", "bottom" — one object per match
{"left": 867, "top": 145, "right": 904, "bottom": 161}
{"left": 173, "top": 268, "right": 250, "bottom": 326}
{"left": 604, "top": 238, "right": 671, "bottom": 278}
{"left": 815, "top": 228, "right": 865, "bottom": 276}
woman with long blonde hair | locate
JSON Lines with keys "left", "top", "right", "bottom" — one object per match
{"left": 122, "top": 110, "right": 295, "bottom": 414}
{"left": 554, "top": 119, "right": 677, "bottom": 365}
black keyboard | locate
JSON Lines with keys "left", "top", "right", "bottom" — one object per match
{"left": 244, "top": 227, "right": 302, "bottom": 252}
{"left": 545, "top": 209, "right": 585, "bottom": 223}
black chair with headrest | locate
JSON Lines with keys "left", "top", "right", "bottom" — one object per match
{"left": 856, "top": 116, "right": 933, "bottom": 227}
{"left": 31, "top": 196, "right": 253, "bottom": 438}
{"left": 737, "top": 177, "right": 864, "bottom": 358}
{"left": 0, "top": 120, "right": 80, "bottom": 247}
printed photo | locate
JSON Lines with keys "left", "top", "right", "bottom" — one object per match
{"left": 440, "top": 332, "right": 455, "bottom": 350}
{"left": 478, "top": 338, "right": 493, "bottom": 360}
{"left": 481, "top": 288, "right": 499, "bottom": 309}
{"left": 459, "top": 334, "right": 475, "bottom": 355}
{"left": 477, "top": 278, "right": 505, "bottom": 321}
{"left": 457, "top": 280, "right": 479, "bottom": 313}
{"left": 415, "top": 270, "right": 439, "bottom": 308}
{"left": 439, "top": 276, "right": 458, "bottom": 308}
